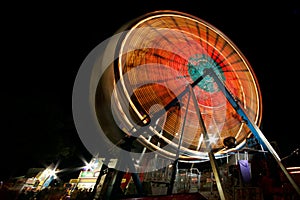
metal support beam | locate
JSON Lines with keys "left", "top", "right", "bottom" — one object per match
{"left": 120, "top": 137, "right": 144, "bottom": 196}
{"left": 208, "top": 151, "right": 226, "bottom": 200}
{"left": 168, "top": 88, "right": 192, "bottom": 195}
{"left": 204, "top": 68, "right": 300, "bottom": 196}
{"left": 189, "top": 84, "right": 226, "bottom": 200}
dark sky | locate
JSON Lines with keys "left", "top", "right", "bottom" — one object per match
{"left": 2, "top": 1, "right": 300, "bottom": 181}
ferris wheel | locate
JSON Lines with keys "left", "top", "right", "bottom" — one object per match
{"left": 73, "top": 10, "right": 300, "bottom": 197}
{"left": 97, "top": 10, "right": 262, "bottom": 160}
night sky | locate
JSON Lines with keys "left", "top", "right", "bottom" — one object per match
{"left": 2, "top": 1, "right": 300, "bottom": 181}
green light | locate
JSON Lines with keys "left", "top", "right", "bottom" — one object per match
{"left": 188, "top": 54, "right": 225, "bottom": 92}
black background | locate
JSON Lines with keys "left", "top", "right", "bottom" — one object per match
{"left": 2, "top": 1, "right": 300, "bottom": 181}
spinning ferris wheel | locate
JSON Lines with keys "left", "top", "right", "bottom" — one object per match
{"left": 73, "top": 10, "right": 300, "bottom": 198}
{"left": 95, "top": 10, "right": 262, "bottom": 159}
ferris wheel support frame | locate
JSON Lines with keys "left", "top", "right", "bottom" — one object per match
{"left": 204, "top": 68, "right": 300, "bottom": 196}
{"left": 166, "top": 84, "right": 227, "bottom": 199}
